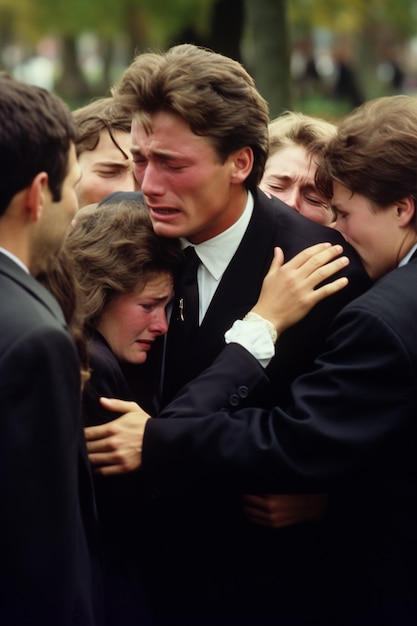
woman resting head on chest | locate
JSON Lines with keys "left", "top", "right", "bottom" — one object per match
{"left": 65, "top": 191, "right": 183, "bottom": 367}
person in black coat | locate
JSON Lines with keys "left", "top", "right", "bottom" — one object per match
{"left": 84, "top": 45, "right": 371, "bottom": 626}
{"left": 64, "top": 195, "right": 183, "bottom": 626}
{"left": 0, "top": 74, "right": 101, "bottom": 625}
{"left": 105, "top": 95, "right": 417, "bottom": 626}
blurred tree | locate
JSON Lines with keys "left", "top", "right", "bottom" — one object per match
{"left": 166, "top": 0, "right": 244, "bottom": 63}
{"left": 244, "top": 0, "right": 292, "bottom": 117}
{"left": 1, "top": 0, "right": 417, "bottom": 111}
{"left": 205, "top": 0, "right": 244, "bottom": 61}
{"left": 0, "top": 0, "right": 214, "bottom": 102}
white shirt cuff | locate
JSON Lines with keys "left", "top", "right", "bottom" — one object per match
{"left": 224, "top": 317, "right": 276, "bottom": 368}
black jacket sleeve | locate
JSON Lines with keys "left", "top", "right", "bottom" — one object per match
{"left": 142, "top": 299, "right": 416, "bottom": 494}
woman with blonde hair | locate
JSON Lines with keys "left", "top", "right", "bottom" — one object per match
{"left": 260, "top": 110, "right": 337, "bottom": 225}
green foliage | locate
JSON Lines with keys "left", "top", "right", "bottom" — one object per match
{"left": 135, "top": 0, "right": 213, "bottom": 45}
{"left": 4, "top": 0, "right": 417, "bottom": 54}
{"left": 2, "top": 0, "right": 417, "bottom": 111}
{"left": 289, "top": 0, "right": 417, "bottom": 39}
{"left": 1, "top": 0, "right": 215, "bottom": 45}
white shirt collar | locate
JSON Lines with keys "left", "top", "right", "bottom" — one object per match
{"left": 0, "top": 247, "right": 30, "bottom": 273}
{"left": 179, "top": 191, "right": 254, "bottom": 280}
{"left": 399, "top": 242, "right": 417, "bottom": 267}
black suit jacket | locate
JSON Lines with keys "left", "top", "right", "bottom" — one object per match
{"left": 83, "top": 329, "right": 150, "bottom": 626}
{"left": 142, "top": 190, "right": 372, "bottom": 626}
{"left": 144, "top": 258, "right": 417, "bottom": 626}
{"left": 161, "top": 188, "right": 371, "bottom": 408}
{"left": 0, "top": 253, "right": 101, "bottom": 626}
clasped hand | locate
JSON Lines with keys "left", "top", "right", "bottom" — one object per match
{"left": 84, "top": 399, "right": 150, "bottom": 475}
{"left": 242, "top": 492, "right": 328, "bottom": 528}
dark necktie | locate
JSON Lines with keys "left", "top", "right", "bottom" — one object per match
{"left": 173, "top": 246, "right": 201, "bottom": 332}
{"left": 162, "top": 246, "right": 201, "bottom": 403}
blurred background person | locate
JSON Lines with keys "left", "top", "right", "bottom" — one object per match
{"left": 331, "top": 38, "right": 364, "bottom": 109}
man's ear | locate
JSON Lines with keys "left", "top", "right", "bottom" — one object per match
{"left": 26, "top": 172, "right": 49, "bottom": 222}
{"left": 230, "top": 147, "right": 254, "bottom": 184}
{"left": 396, "top": 196, "right": 415, "bottom": 227}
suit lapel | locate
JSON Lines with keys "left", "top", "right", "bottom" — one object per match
{"left": 202, "top": 190, "right": 278, "bottom": 328}
{"left": 0, "top": 253, "right": 66, "bottom": 326}
{"left": 196, "top": 191, "right": 280, "bottom": 363}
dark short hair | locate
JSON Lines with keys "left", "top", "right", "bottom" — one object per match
{"left": 112, "top": 44, "right": 269, "bottom": 191}
{"left": 0, "top": 73, "right": 75, "bottom": 216}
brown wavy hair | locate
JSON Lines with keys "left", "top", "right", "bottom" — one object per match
{"left": 64, "top": 194, "right": 184, "bottom": 327}
{"left": 73, "top": 96, "right": 132, "bottom": 158}
{"left": 268, "top": 110, "right": 336, "bottom": 160}
{"left": 316, "top": 95, "right": 417, "bottom": 225}
{"left": 112, "top": 44, "right": 269, "bottom": 191}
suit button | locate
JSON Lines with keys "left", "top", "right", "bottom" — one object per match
{"left": 229, "top": 393, "right": 240, "bottom": 406}
{"left": 238, "top": 385, "right": 249, "bottom": 398}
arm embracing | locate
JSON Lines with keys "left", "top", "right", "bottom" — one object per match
{"left": 142, "top": 305, "right": 416, "bottom": 494}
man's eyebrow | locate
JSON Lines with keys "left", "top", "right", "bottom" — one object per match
{"left": 269, "top": 173, "right": 293, "bottom": 181}
{"left": 302, "top": 183, "right": 320, "bottom": 192}
{"left": 130, "top": 147, "right": 184, "bottom": 160}
{"left": 95, "top": 160, "right": 131, "bottom": 168}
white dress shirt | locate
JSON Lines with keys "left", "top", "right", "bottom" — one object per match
{"left": 180, "top": 191, "right": 254, "bottom": 322}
